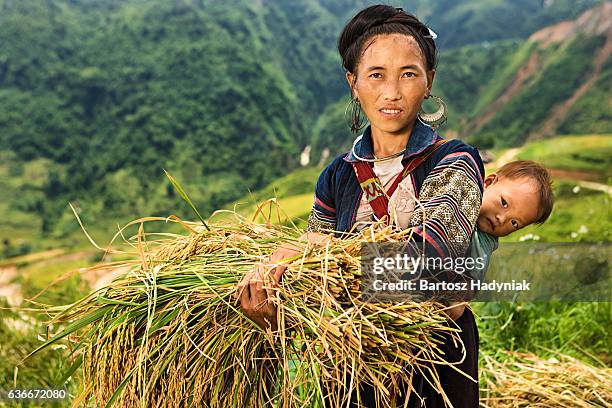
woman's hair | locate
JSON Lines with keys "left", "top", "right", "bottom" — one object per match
{"left": 338, "top": 5, "right": 437, "bottom": 74}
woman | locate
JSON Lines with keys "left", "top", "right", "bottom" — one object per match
{"left": 239, "top": 5, "right": 484, "bottom": 407}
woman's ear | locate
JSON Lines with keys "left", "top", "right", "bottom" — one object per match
{"left": 345, "top": 71, "right": 358, "bottom": 100}
{"left": 484, "top": 173, "right": 498, "bottom": 189}
{"left": 426, "top": 69, "right": 436, "bottom": 95}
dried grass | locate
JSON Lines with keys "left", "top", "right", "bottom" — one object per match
{"left": 32, "top": 210, "right": 470, "bottom": 408}
{"left": 480, "top": 352, "right": 612, "bottom": 408}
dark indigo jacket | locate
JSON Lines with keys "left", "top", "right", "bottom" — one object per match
{"left": 308, "top": 120, "right": 485, "bottom": 259}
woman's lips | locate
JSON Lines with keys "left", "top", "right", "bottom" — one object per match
{"left": 379, "top": 108, "right": 403, "bottom": 119}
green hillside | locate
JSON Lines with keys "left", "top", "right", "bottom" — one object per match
{"left": 416, "top": 0, "right": 602, "bottom": 49}
{"left": 223, "top": 134, "right": 611, "bottom": 243}
{"left": 0, "top": 0, "right": 607, "bottom": 259}
{"left": 559, "top": 54, "right": 612, "bottom": 135}
{"left": 472, "top": 34, "right": 609, "bottom": 147}
{"left": 517, "top": 134, "right": 612, "bottom": 177}
{"left": 306, "top": 1, "right": 612, "bottom": 153}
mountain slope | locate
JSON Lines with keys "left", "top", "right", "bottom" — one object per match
{"left": 463, "top": 2, "right": 612, "bottom": 147}
{"left": 310, "top": 2, "right": 612, "bottom": 155}
{"left": 0, "top": 0, "right": 606, "bottom": 255}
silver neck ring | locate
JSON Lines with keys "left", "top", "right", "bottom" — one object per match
{"left": 350, "top": 135, "right": 407, "bottom": 163}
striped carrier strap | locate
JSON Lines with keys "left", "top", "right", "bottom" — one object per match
{"left": 351, "top": 139, "right": 447, "bottom": 224}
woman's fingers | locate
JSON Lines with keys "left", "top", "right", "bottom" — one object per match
{"left": 254, "top": 265, "right": 280, "bottom": 328}
{"left": 272, "top": 264, "right": 287, "bottom": 285}
{"left": 237, "top": 264, "right": 261, "bottom": 306}
{"left": 249, "top": 268, "right": 266, "bottom": 305}
{"left": 235, "top": 268, "right": 255, "bottom": 300}
{"left": 237, "top": 260, "right": 286, "bottom": 331}
{"left": 238, "top": 263, "right": 269, "bottom": 305}
{"left": 265, "top": 267, "right": 280, "bottom": 305}
{"left": 236, "top": 224, "right": 328, "bottom": 330}
{"left": 238, "top": 274, "right": 251, "bottom": 311}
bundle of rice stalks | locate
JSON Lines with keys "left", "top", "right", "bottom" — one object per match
{"left": 32, "top": 211, "right": 468, "bottom": 408}
{"left": 480, "top": 352, "right": 612, "bottom": 407}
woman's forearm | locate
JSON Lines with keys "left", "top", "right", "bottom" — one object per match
{"left": 300, "top": 231, "right": 334, "bottom": 245}
{"left": 269, "top": 232, "right": 333, "bottom": 263}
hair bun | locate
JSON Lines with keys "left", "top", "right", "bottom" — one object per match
{"left": 338, "top": 4, "right": 438, "bottom": 73}
{"left": 337, "top": 5, "right": 397, "bottom": 58}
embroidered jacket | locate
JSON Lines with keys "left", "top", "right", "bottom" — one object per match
{"left": 307, "top": 120, "right": 485, "bottom": 259}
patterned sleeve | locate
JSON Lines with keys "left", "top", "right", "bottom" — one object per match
{"left": 407, "top": 151, "right": 484, "bottom": 259}
{"left": 306, "top": 160, "right": 337, "bottom": 234}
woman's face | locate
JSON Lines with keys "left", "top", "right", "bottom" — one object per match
{"left": 347, "top": 33, "right": 434, "bottom": 136}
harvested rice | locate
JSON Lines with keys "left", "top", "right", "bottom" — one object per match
{"left": 33, "top": 210, "right": 469, "bottom": 408}
{"left": 480, "top": 351, "right": 612, "bottom": 408}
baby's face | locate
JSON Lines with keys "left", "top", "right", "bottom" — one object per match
{"left": 477, "top": 175, "right": 541, "bottom": 237}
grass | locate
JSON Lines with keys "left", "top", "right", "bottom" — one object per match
{"left": 480, "top": 351, "right": 612, "bottom": 407}
{"left": 0, "top": 290, "right": 83, "bottom": 408}
{"left": 214, "top": 166, "right": 320, "bottom": 226}
{"left": 475, "top": 301, "right": 611, "bottom": 365}
{"left": 218, "top": 193, "right": 313, "bottom": 227}
{"left": 0, "top": 249, "right": 66, "bottom": 267}
{"left": 501, "top": 180, "right": 610, "bottom": 243}
{"left": 20, "top": 258, "right": 93, "bottom": 287}
{"left": 232, "top": 166, "right": 321, "bottom": 204}
{"left": 517, "top": 134, "right": 612, "bottom": 177}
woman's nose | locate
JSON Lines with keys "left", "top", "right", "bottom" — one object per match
{"left": 382, "top": 79, "right": 402, "bottom": 100}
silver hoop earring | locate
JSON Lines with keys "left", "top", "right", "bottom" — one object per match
{"left": 417, "top": 94, "right": 447, "bottom": 129}
{"left": 345, "top": 97, "right": 367, "bottom": 133}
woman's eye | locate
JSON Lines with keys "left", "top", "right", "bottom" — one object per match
{"left": 369, "top": 73, "right": 382, "bottom": 79}
{"left": 402, "top": 72, "right": 416, "bottom": 78}
{"left": 501, "top": 198, "right": 508, "bottom": 208}
{"left": 511, "top": 220, "right": 519, "bottom": 229}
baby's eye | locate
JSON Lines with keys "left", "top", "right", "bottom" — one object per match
{"left": 511, "top": 220, "right": 519, "bottom": 229}
{"left": 369, "top": 73, "right": 382, "bottom": 79}
{"left": 501, "top": 198, "right": 508, "bottom": 208}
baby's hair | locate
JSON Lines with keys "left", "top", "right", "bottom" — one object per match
{"left": 496, "top": 160, "right": 554, "bottom": 224}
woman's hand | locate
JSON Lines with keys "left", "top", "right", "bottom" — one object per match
{"left": 445, "top": 302, "right": 466, "bottom": 321}
{"left": 237, "top": 260, "right": 285, "bottom": 331}
{"left": 237, "top": 232, "right": 333, "bottom": 330}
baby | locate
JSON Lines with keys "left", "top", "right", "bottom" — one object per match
{"left": 466, "top": 160, "right": 554, "bottom": 282}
